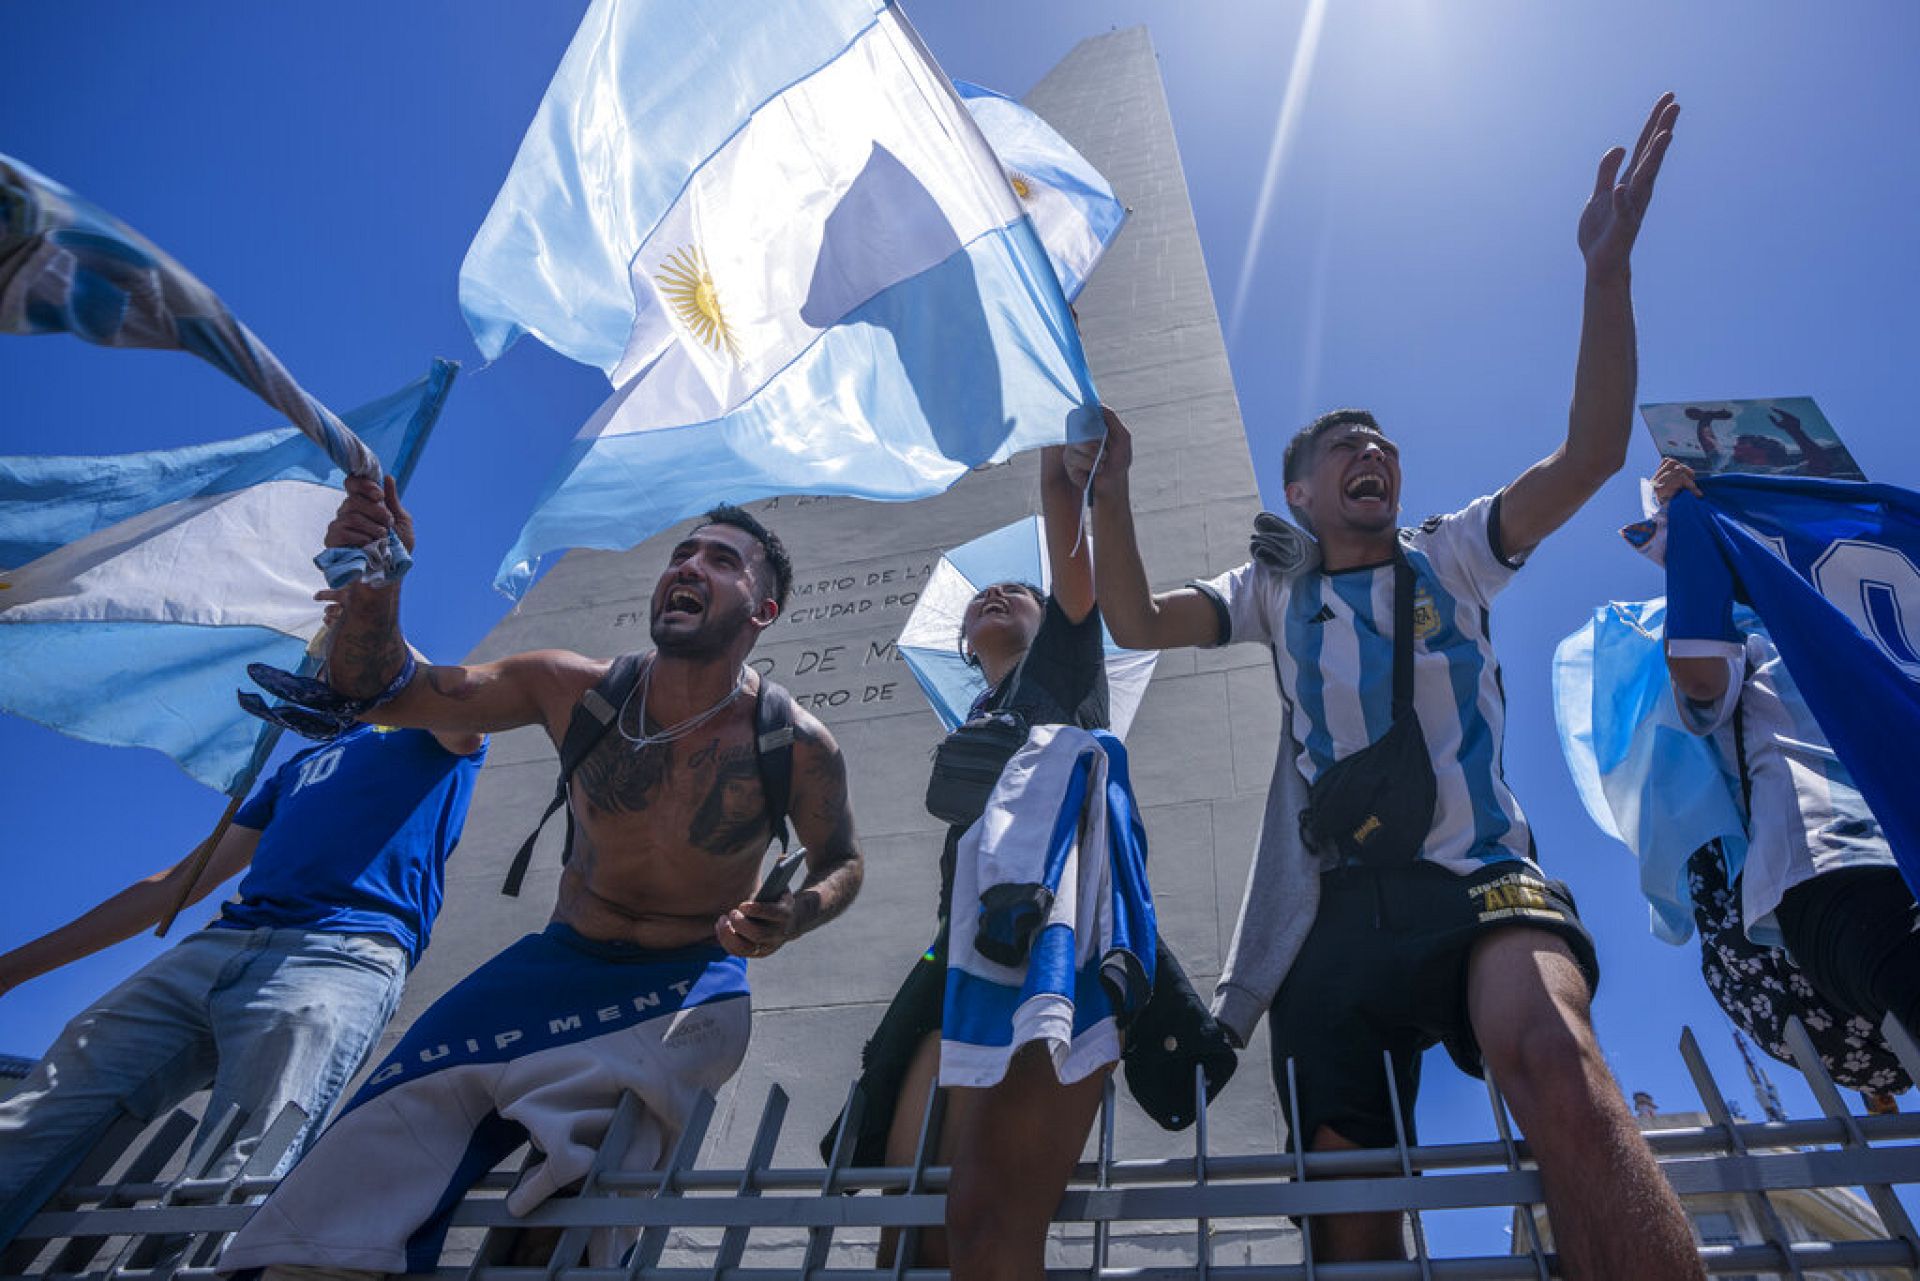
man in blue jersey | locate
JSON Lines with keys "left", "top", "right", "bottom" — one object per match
{"left": 1654, "top": 458, "right": 1920, "bottom": 1043}
{"left": 1074, "top": 95, "right": 1702, "bottom": 1277}
{"left": 0, "top": 720, "right": 486, "bottom": 1244}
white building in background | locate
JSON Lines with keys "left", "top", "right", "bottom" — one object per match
{"left": 1515, "top": 1100, "right": 1906, "bottom": 1281}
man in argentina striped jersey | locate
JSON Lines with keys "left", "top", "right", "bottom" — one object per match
{"left": 1077, "top": 96, "right": 1701, "bottom": 1279}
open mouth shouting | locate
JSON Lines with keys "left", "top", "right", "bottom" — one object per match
{"left": 1343, "top": 469, "right": 1392, "bottom": 510}
{"left": 661, "top": 583, "right": 706, "bottom": 620}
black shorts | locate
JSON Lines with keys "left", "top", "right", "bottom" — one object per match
{"left": 1775, "top": 865, "right": 1920, "bottom": 1036}
{"left": 1266, "top": 860, "right": 1599, "bottom": 1153}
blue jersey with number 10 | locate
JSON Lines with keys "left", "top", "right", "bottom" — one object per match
{"left": 1664, "top": 474, "right": 1920, "bottom": 897}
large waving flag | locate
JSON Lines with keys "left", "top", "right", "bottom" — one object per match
{"left": 0, "top": 362, "right": 455, "bottom": 794}
{"left": 955, "top": 82, "right": 1126, "bottom": 302}
{"left": 1552, "top": 598, "right": 1748, "bottom": 944}
{"left": 460, "top": 0, "right": 1101, "bottom": 597}
{"left": 1665, "top": 474, "right": 1920, "bottom": 898}
{"left": 0, "top": 153, "right": 404, "bottom": 585}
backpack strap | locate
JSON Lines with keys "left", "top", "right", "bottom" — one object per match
{"left": 1390, "top": 550, "right": 1416, "bottom": 722}
{"left": 754, "top": 678, "right": 797, "bottom": 853}
{"left": 501, "top": 653, "right": 647, "bottom": 896}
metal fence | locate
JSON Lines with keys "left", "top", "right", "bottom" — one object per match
{"left": 8, "top": 1014, "right": 1920, "bottom": 1280}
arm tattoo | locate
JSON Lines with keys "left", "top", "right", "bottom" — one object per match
{"left": 328, "top": 583, "right": 409, "bottom": 700}
{"left": 789, "top": 729, "right": 862, "bottom": 936}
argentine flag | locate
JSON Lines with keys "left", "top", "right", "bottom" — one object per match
{"left": 955, "top": 82, "right": 1126, "bottom": 302}
{"left": 0, "top": 362, "right": 455, "bottom": 793}
{"left": 1552, "top": 598, "right": 1749, "bottom": 944}
{"left": 459, "top": 0, "right": 1101, "bottom": 598}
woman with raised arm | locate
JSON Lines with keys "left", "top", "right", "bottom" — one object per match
{"left": 833, "top": 441, "right": 1122, "bottom": 1279}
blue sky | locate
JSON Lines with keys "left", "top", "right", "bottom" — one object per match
{"left": 5, "top": 0, "right": 1918, "bottom": 1253}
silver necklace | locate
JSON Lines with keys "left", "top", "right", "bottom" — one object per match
{"left": 616, "top": 657, "right": 747, "bottom": 749}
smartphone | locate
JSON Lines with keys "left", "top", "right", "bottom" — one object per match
{"left": 754, "top": 846, "right": 807, "bottom": 904}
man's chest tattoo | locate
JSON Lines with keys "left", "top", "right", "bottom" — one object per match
{"left": 570, "top": 735, "right": 768, "bottom": 858}
{"left": 574, "top": 738, "right": 673, "bottom": 816}
{"left": 688, "top": 740, "right": 768, "bottom": 856}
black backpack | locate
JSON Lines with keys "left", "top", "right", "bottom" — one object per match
{"left": 500, "top": 654, "right": 797, "bottom": 896}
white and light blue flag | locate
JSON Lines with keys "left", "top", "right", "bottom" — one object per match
{"left": 955, "top": 81, "right": 1126, "bottom": 302}
{"left": 459, "top": 0, "right": 1102, "bottom": 597}
{"left": 0, "top": 362, "right": 455, "bottom": 793}
{"left": 1551, "top": 597, "right": 1749, "bottom": 944}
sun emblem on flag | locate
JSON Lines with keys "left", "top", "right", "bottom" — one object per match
{"left": 1007, "top": 171, "right": 1033, "bottom": 200}
{"left": 656, "top": 246, "right": 740, "bottom": 359}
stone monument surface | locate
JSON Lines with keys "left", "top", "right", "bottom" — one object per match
{"left": 380, "top": 25, "right": 1296, "bottom": 1265}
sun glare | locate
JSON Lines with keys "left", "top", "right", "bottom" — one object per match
{"left": 1228, "top": 0, "right": 1329, "bottom": 341}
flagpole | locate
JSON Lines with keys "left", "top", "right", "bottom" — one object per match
{"left": 151, "top": 360, "right": 460, "bottom": 937}
{"left": 154, "top": 791, "right": 251, "bottom": 936}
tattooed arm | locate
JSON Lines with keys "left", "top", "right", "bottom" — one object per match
{"left": 714, "top": 708, "right": 864, "bottom": 958}
{"left": 322, "top": 475, "right": 598, "bottom": 738}
{"left": 784, "top": 712, "right": 865, "bottom": 936}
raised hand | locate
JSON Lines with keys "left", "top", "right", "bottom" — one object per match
{"left": 1064, "top": 405, "right": 1133, "bottom": 499}
{"left": 1651, "top": 457, "right": 1701, "bottom": 505}
{"left": 1578, "top": 94, "right": 1680, "bottom": 283}
{"left": 325, "top": 475, "right": 415, "bottom": 555}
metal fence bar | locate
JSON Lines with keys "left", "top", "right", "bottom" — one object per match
{"left": 542, "top": 1093, "right": 647, "bottom": 1276}
{"left": 12, "top": 1020, "right": 1920, "bottom": 1281}
{"left": 1090, "top": 1076, "right": 1115, "bottom": 1277}
{"left": 0, "top": 1105, "right": 148, "bottom": 1273}
{"left": 39, "top": 1110, "right": 1866, "bottom": 1204}
{"left": 1779, "top": 1014, "right": 1920, "bottom": 1265}
{"left": 1480, "top": 1076, "right": 1547, "bottom": 1281}
{"left": 1194, "top": 1064, "right": 1212, "bottom": 1281}
{"left": 1677, "top": 1027, "right": 1805, "bottom": 1280}
{"left": 626, "top": 1091, "right": 717, "bottom": 1277}
{"left": 42, "top": 1108, "right": 197, "bottom": 1276}
{"left": 41, "top": 1236, "right": 1918, "bottom": 1281}
{"left": 710, "top": 1085, "right": 788, "bottom": 1278}
{"left": 801, "top": 1082, "right": 866, "bottom": 1277}
{"left": 1882, "top": 1012, "right": 1920, "bottom": 1090}
{"left": 889, "top": 1073, "right": 945, "bottom": 1279}
{"left": 1283, "top": 1057, "right": 1315, "bottom": 1281}
{"left": 101, "top": 1102, "right": 244, "bottom": 1279}
{"left": 1379, "top": 1050, "right": 1431, "bottom": 1281}
{"left": 16, "top": 1134, "right": 1917, "bottom": 1244}
{"left": 181, "top": 1101, "right": 309, "bottom": 1272}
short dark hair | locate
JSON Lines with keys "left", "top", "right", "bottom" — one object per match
{"left": 971, "top": 580, "right": 1045, "bottom": 607}
{"left": 697, "top": 504, "right": 792, "bottom": 613}
{"left": 1282, "top": 408, "right": 1385, "bottom": 485}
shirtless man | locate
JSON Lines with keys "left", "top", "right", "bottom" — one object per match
{"left": 220, "top": 478, "right": 863, "bottom": 1278}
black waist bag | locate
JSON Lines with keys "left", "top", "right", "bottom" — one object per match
{"left": 1122, "top": 941, "right": 1239, "bottom": 1132}
{"left": 925, "top": 708, "right": 1029, "bottom": 829}
{"left": 1299, "top": 553, "right": 1438, "bottom": 867}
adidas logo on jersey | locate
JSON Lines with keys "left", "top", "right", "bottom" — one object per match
{"left": 1306, "top": 605, "right": 1336, "bottom": 624}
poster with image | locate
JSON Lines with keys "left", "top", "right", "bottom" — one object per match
{"left": 1639, "top": 396, "right": 1865, "bottom": 480}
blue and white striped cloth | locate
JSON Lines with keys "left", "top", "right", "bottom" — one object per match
{"left": 0, "top": 154, "right": 405, "bottom": 587}
{"left": 458, "top": 0, "right": 1101, "bottom": 598}
{"left": 942, "top": 724, "right": 1155, "bottom": 1089}
{"left": 1552, "top": 598, "right": 1750, "bottom": 944}
{"left": 0, "top": 364, "right": 454, "bottom": 793}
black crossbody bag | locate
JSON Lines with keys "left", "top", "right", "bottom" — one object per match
{"left": 1298, "top": 552, "right": 1438, "bottom": 866}
{"left": 924, "top": 652, "right": 1031, "bottom": 829}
